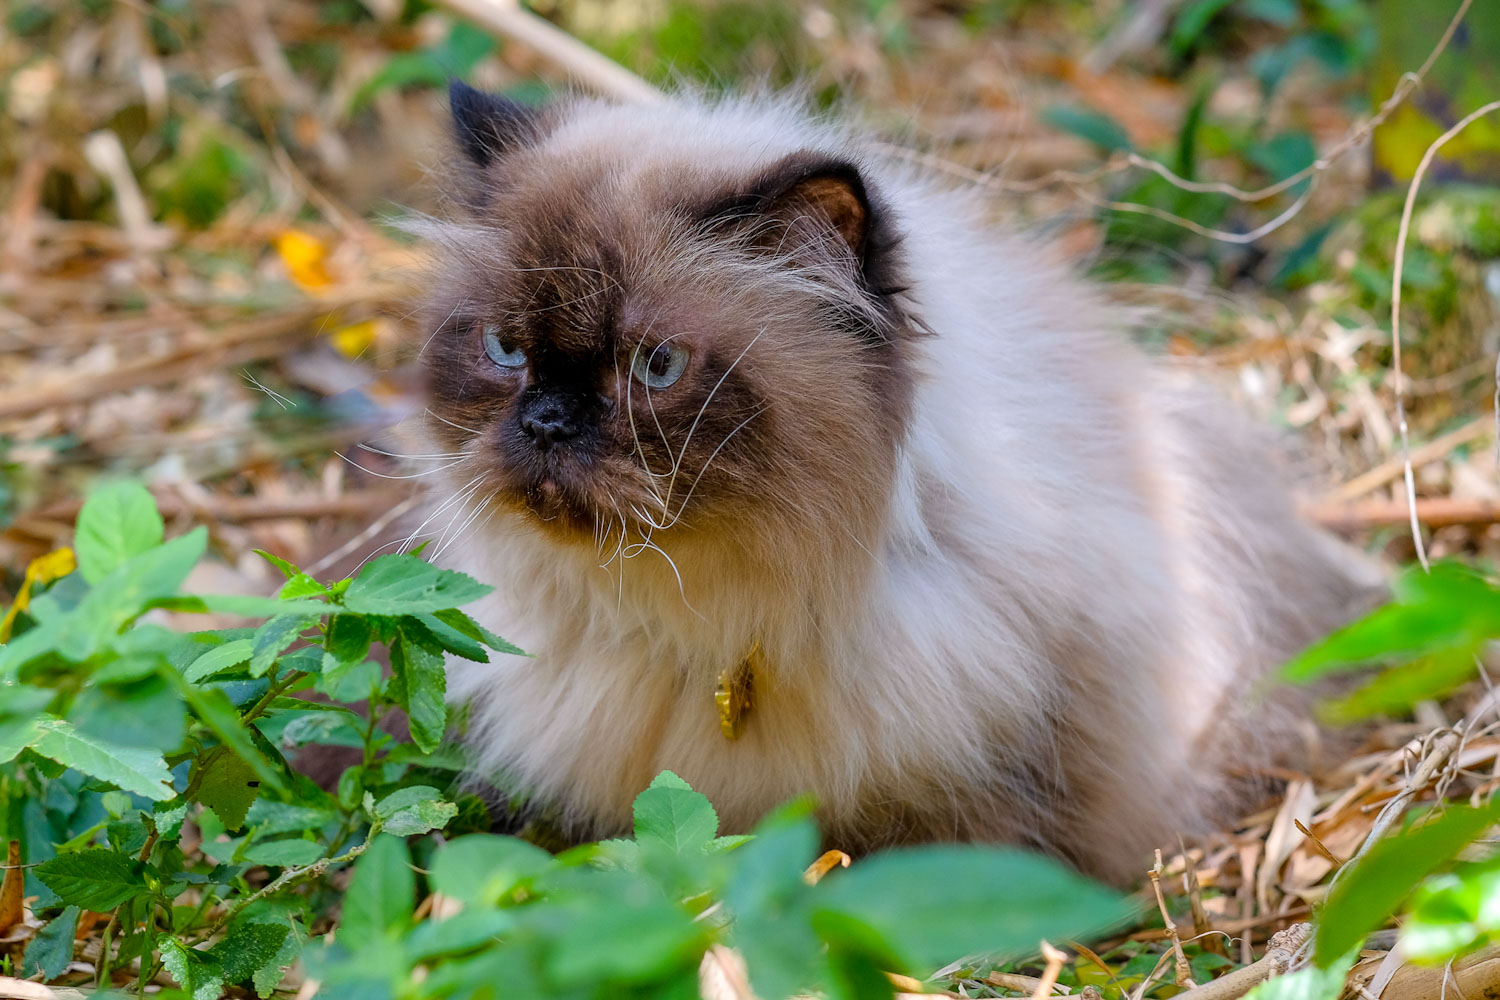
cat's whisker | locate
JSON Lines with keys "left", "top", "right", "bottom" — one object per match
{"left": 397, "top": 474, "right": 485, "bottom": 554}
{"left": 356, "top": 442, "right": 466, "bottom": 461}
{"left": 658, "top": 330, "right": 763, "bottom": 518}
{"left": 417, "top": 301, "right": 465, "bottom": 361}
{"left": 425, "top": 407, "right": 483, "bottom": 437}
{"left": 435, "top": 491, "right": 492, "bottom": 560}
{"left": 661, "top": 406, "right": 767, "bottom": 530}
{"left": 334, "top": 452, "right": 466, "bottom": 481}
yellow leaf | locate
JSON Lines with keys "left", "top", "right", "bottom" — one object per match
{"left": 332, "top": 319, "right": 378, "bottom": 359}
{"left": 0, "top": 546, "right": 77, "bottom": 643}
{"left": 275, "top": 229, "right": 333, "bottom": 290}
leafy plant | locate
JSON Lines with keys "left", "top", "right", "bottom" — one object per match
{"left": 1257, "top": 560, "right": 1500, "bottom": 1000}
{"left": 2, "top": 480, "right": 1132, "bottom": 997}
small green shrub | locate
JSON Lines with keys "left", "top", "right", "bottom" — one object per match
{"left": 1, "top": 480, "right": 1131, "bottom": 998}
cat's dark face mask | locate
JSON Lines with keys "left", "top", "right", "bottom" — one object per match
{"left": 419, "top": 83, "right": 916, "bottom": 544}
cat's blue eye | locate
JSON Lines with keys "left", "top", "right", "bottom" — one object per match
{"left": 632, "top": 341, "right": 690, "bottom": 390}
{"left": 482, "top": 324, "right": 527, "bottom": 368}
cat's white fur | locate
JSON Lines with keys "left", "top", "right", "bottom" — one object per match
{"left": 432, "top": 96, "right": 1376, "bottom": 883}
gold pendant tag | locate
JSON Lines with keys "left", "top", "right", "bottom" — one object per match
{"left": 715, "top": 642, "right": 763, "bottom": 740}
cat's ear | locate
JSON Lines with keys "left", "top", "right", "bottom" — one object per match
{"left": 743, "top": 154, "right": 873, "bottom": 258}
{"left": 449, "top": 80, "right": 539, "bottom": 168}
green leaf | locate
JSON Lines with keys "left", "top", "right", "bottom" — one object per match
{"left": 252, "top": 916, "right": 303, "bottom": 997}
{"left": 429, "top": 834, "right": 554, "bottom": 906}
{"left": 543, "top": 876, "right": 708, "bottom": 988}
{"left": 209, "top": 919, "right": 291, "bottom": 984}
{"left": 372, "top": 785, "right": 459, "bottom": 837}
{"left": 1323, "top": 646, "right": 1482, "bottom": 722}
{"left": 279, "top": 573, "right": 328, "bottom": 600}
{"left": 633, "top": 771, "right": 720, "bottom": 854}
{"left": 432, "top": 608, "right": 526, "bottom": 656}
{"left": 406, "top": 613, "right": 488, "bottom": 662}
{"left": 29, "top": 717, "right": 175, "bottom": 800}
{"left": 1169, "top": 0, "right": 1236, "bottom": 57}
{"left": 1283, "top": 562, "right": 1500, "bottom": 683}
{"left": 1317, "top": 797, "right": 1500, "bottom": 964}
{"left": 339, "top": 834, "right": 415, "bottom": 948}
{"left": 161, "top": 937, "right": 226, "bottom": 1000}
{"left": 814, "top": 846, "right": 1134, "bottom": 972}
{"left": 74, "top": 480, "right": 164, "bottom": 583}
{"left": 240, "top": 838, "right": 324, "bottom": 867}
{"left": 196, "top": 752, "right": 263, "bottom": 831}
{"left": 255, "top": 549, "right": 300, "bottom": 579}
{"left": 389, "top": 632, "right": 447, "bottom": 753}
{"left": 157, "top": 594, "right": 330, "bottom": 619}
{"left": 23, "top": 904, "right": 79, "bottom": 979}
{"left": 35, "top": 848, "right": 152, "bottom": 910}
{"left": 249, "top": 615, "right": 317, "bottom": 677}
{"left": 1040, "top": 106, "right": 1133, "bottom": 153}
{"left": 340, "top": 555, "right": 492, "bottom": 615}
{"left": 184, "top": 639, "right": 254, "bottom": 682}
{"left": 164, "top": 673, "right": 286, "bottom": 794}
{"left": 1243, "top": 947, "right": 1358, "bottom": 1000}
{"left": 1404, "top": 872, "right": 1485, "bottom": 962}
{"left": 724, "top": 804, "right": 824, "bottom": 1000}
{"left": 28, "top": 528, "right": 208, "bottom": 666}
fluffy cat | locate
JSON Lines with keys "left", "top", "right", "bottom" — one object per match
{"left": 415, "top": 81, "right": 1377, "bottom": 884}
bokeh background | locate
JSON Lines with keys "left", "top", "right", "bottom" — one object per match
{"left": 2, "top": 0, "right": 1499, "bottom": 592}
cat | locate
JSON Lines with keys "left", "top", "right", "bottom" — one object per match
{"left": 412, "top": 81, "right": 1379, "bottom": 884}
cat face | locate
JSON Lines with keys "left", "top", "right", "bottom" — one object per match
{"left": 421, "top": 85, "right": 917, "bottom": 547}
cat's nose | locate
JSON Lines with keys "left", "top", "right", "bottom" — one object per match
{"left": 520, "top": 409, "right": 580, "bottom": 449}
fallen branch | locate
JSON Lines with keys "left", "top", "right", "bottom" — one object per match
{"left": 1306, "top": 496, "right": 1500, "bottom": 533}
{"left": 0, "top": 290, "right": 402, "bottom": 421}
{"left": 434, "top": 0, "right": 662, "bottom": 105}
{"left": 1174, "top": 923, "right": 1311, "bottom": 1000}
{"left": 1326, "top": 416, "right": 1493, "bottom": 504}
{"left": 22, "top": 487, "right": 410, "bottom": 527}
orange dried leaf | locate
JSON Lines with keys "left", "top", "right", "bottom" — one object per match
{"left": 275, "top": 229, "right": 333, "bottom": 290}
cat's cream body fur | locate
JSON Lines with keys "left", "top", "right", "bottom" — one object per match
{"left": 430, "top": 96, "right": 1374, "bottom": 883}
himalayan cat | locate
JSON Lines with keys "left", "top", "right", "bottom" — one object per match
{"left": 414, "top": 81, "right": 1376, "bottom": 884}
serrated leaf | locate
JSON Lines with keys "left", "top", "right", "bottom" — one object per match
{"left": 279, "top": 573, "right": 327, "bottom": 599}
{"left": 339, "top": 833, "right": 414, "bottom": 948}
{"left": 406, "top": 613, "right": 488, "bottom": 662}
{"left": 210, "top": 919, "right": 290, "bottom": 983}
{"left": 196, "top": 752, "right": 262, "bottom": 831}
{"left": 184, "top": 639, "right": 254, "bottom": 682}
{"left": 633, "top": 771, "right": 720, "bottom": 854}
{"left": 389, "top": 633, "right": 447, "bottom": 753}
{"left": 373, "top": 785, "right": 458, "bottom": 837}
{"left": 249, "top": 615, "right": 317, "bottom": 677}
{"left": 164, "top": 674, "right": 286, "bottom": 794}
{"left": 50, "top": 528, "right": 208, "bottom": 663}
{"left": 29, "top": 717, "right": 174, "bottom": 800}
{"left": 252, "top": 917, "right": 303, "bottom": 997}
{"left": 1316, "top": 797, "right": 1500, "bottom": 964}
{"left": 340, "top": 555, "right": 492, "bottom": 615}
{"left": 74, "top": 480, "right": 164, "bottom": 583}
{"left": 431, "top": 608, "right": 526, "bottom": 656}
{"left": 161, "top": 937, "right": 226, "bottom": 1000}
{"left": 35, "top": 849, "right": 152, "bottom": 910}
{"left": 23, "top": 904, "right": 79, "bottom": 979}
{"left": 255, "top": 548, "right": 300, "bottom": 579}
